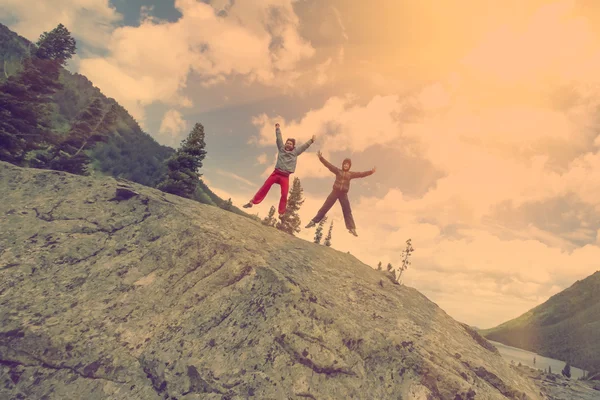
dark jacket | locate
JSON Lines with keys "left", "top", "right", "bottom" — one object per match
{"left": 319, "top": 155, "right": 373, "bottom": 193}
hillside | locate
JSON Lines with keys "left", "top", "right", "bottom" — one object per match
{"left": 481, "top": 271, "right": 600, "bottom": 373}
{"left": 0, "top": 22, "right": 253, "bottom": 218}
{"left": 0, "top": 161, "right": 543, "bottom": 399}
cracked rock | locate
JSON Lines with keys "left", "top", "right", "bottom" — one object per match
{"left": 0, "top": 161, "right": 544, "bottom": 400}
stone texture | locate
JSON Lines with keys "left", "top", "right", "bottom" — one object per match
{"left": 0, "top": 162, "right": 544, "bottom": 400}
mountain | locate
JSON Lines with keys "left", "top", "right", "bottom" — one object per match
{"left": 0, "top": 22, "right": 253, "bottom": 219}
{"left": 480, "top": 271, "right": 600, "bottom": 373}
{"left": 0, "top": 161, "right": 543, "bottom": 399}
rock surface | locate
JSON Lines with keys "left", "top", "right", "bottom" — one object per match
{"left": 0, "top": 162, "right": 544, "bottom": 399}
{"left": 514, "top": 365, "right": 600, "bottom": 400}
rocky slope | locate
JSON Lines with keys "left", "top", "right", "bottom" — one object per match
{"left": 481, "top": 272, "right": 600, "bottom": 373}
{"left": 0, "top": 161, "right": 544, "bottom": 399}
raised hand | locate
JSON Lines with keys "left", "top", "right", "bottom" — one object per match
{"left": 311, "top": 134, "right": 316, "bottom": 142}
{"left": 317, "top": 150, "right": 323, "bottom": 158}
{"left": 372, "top": 167, "right": 377, "bottom": 173}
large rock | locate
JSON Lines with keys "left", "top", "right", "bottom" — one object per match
{"left": 0, "top": 162, "right": 543, "bottom": 399}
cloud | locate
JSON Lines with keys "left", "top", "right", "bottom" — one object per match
{"left": 250, "top": 94, "right": 405, "bottom": 154}
{"left": 158, "top": 109, "right": 187, "bottom": 146}
{"left": 256, "top": 154, "right": 268, "bottom": 165}
{"left": 0, "top": 0, "right": 121, "bottom": 49}
{"left": 215, "top": 169, "right": 255, "bottom": 187}
{"left": 77, "top": 0, "right": 315, "bottom": 123}
{"left": 241, "top": 0, "right": 600, "bottom": 327}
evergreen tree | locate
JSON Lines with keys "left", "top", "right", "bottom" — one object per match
{"left": 387, "top": 263, "right": 393, "bottom": 272}
{"left": 562, "top": 362, "right": 571, "bottom": 378}
{"left": 276, "top": 177, "right": 304, "bottom": 235}
{"left": 313, "top": 217, "right": 328, "bottom": 244}
{"left": 262, "top": 206, "right": 277, "bottom": 227}
{"left": 221, "top": 198, "right": 233, "bottom": 211}
{"left": 377, "top": 261, "right": 382, "bottom": 271}
{"left": 42, "top": 99, "right": 116, "bottom": 175}
{"left": 395, "top": 238, "right": 414, "bottom": 284}
{"left": 324, "top": 221, "right": 333, "bottom": 247}
{"left": 0, "top": 57, "right": 61, "bottom": 164}
{"left": 157, "top": 123, "right": 207, "bottom": 199}
{"left": 36, "top": 24, "right": 77, "bottom": 66}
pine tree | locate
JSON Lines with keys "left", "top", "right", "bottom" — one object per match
{"left": 377, "top": 261, "right": 382, "bottom": 271}
{"left": 324, "top": 221, "right": 333, "bottom": 247}
{"left": 395, "top": 238, "right": 414, "bottom": 284}
{"left": 157, "top": 123, "right": 207, "bottom": 199}
{"left": 36, "top": 24, "right": 77, "bottom": 66}
{"left": 276, "top": 177, "right": 304, "bottom": 235}
{"left": 562, "top": 362, "right": 571, "bottom": 378}
{"left": 262, "top": 206, "right": 277, "bottom": 227}
{"left": 41, "top": 99, "right": 117, "bottom": 175}
{"left": 313, "top": 217, "right": 328, "bottom": 244}
{"left": 221, "top": 198, "right": 233, "bottom": 211}
{"left": 0, "top": 57, "right": 62, "bottom": 164}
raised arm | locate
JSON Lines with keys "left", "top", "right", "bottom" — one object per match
{"left": 293, "top": 135, "right": 316, "bottom": 155}
{"left": 275, "top": 124, "right": 284, "bottom": 151}
{"left": 350, "top": 167, "right": 376, "bottom": 179}
{"left": 318, "top": 151, "right": 339, "bottom": 174}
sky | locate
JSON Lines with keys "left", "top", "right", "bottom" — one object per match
{"left": 2, "top": 0, "right": 600, "bottom": 328}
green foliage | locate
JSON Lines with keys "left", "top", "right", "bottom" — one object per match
{"left": 276, "top": 177, "right": 304, "bottom": 235}
{"left": 562, "top": 362, "right": 571, "bottom": 378}
{"left": 262, "top": 206, "right": 277, "bottom": 227}
{"left": 324, "top": 221, "right": 333, "bottom": 247}
{"left": 313, "top": 217, "right": 328, "bottom": 244}
{"left": 481, "top": 271, "right": 600, "bottom": 372}
{"left": 221, "top": 198, "right": 233, "bottom": 211}
{"left": 35, "top": 24, "right": 76, "bottom": 66}
{"left": 0, "top": 57, "right": 61, "bottom": 164}
{"left": 42, "top": 98, "right": 115, "bottom": 175}
{"left": 157, "top": 123, "right": 207, "bottom": 199}
{"left": 395, "top": 238, "right": 414, "bottom": 284}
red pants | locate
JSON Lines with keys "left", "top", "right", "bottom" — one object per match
{"left": 251, "top": 170, "right": 290, "bottom": 214}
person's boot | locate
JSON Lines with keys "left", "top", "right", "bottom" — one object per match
{"left": 349, "top": 228, "right": 358, "bottom": 237}
{"left": 243, "top": 201, "right": 253, "bottom": 209}
{"left": 305, "top": 220, "right": 316, "bottom": 228}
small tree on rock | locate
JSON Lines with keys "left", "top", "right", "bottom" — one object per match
{"left": 387, "top": 263, "right": 393, "bottom": 272}
{"left": 377, "top": 261, "right": 382, "bottom": 271}
{"left": 313, "top": 217, "right": 328, "bottom": 244}
{"left": 276, "top": 177, "right": 304, "bottom": 235}
{"left": 324, "top": 221, "right": 333, "bottom": 247}
{"left": 262, "top": 206, "right": 277, "bottom": 227}
{"left": 221, "top": 198, "right": 233, "bottom": 211}
{"left": 394, "top": 238, "right": 414, "bottom": 284}
{"left": 562, "top": 363, "right": 571, "bottom": 378}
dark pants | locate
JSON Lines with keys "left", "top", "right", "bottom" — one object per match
{"left": 312, "top": 189, "right": 355, "bottom": 230}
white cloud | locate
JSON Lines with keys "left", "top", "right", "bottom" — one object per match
{"left": 159, "top": 109, "right": 187, "bottom": 146}
{"left": 76, "top": 0, "right": 315, "bottom": 124}
{"left": 256, "top": 153, "right": 268, "bottom": 165}
{"left": 215, "top": 169, "right": 255, "bottom": 187}
{"left": 0, "top": 0, "right": 121, "bottom": 49}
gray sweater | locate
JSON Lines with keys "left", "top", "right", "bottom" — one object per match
{"left": 274, "top": 127, "right": 314, "bottom": 174}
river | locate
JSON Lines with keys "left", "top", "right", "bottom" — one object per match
{"left": 490, "top": 340, "right": 588, "bottom": 379}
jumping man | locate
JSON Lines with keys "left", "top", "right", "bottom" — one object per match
{"left": 305, "top": 151, "right": 375, "bottom": 236}
{"left": 243, "top": 123, "right": 315, "bottom": 216}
